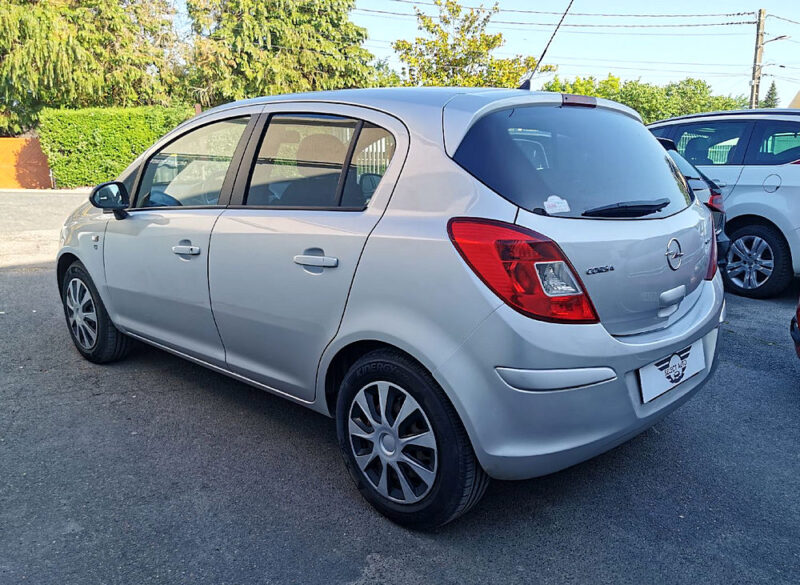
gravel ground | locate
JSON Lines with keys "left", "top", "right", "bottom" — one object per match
{"left": 1, "top": 191, "right": 799, "bottom": 584}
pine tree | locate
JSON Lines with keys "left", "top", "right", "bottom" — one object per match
{"left": 761, "top": 81, "right": 779, "bottom": 108}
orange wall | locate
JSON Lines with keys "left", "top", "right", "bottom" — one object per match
{"left": 0, "top": 138, "right": 51, "bottom": 189}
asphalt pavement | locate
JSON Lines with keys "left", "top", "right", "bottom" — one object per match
{"left": 1, "top": 191, "right": 799, "bottom": 584}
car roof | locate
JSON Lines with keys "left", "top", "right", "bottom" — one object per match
{"left": 195, "top": 87, "right": 641, "bottom": 147}
{"left": 648, "top": 108, "right": 800, "bottom": 126}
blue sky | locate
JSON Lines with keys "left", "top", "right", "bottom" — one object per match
{"left": 352, "top": 0, "right": 800, "bottom": 106}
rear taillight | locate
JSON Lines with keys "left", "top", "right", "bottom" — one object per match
{"left": 706, "top": 189, "right": 724, "bottom": 213}
{"left": 447, "top": 218, "right": 599, "bottom": 324}
{"left": 705, "top": 229, "right": 718, "bottom": 281}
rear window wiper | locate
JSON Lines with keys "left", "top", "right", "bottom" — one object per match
{"left": 582, "top": 198, "right": 670, "bottom": 218}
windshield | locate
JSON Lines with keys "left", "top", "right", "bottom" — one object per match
{"left": 453, "top": 105, "right": 693, "bottom": 219}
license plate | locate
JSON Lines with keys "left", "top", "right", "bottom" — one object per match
{"left": 638, "top": 340, "right": 705, "bottom": 403}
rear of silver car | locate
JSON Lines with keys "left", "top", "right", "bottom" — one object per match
{"left": 350, "top": 92, "right": 724, "bottom": 481}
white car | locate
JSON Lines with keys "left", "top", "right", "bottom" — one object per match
{"left": 649, "top": 110, "right": 800, "bottom": 297}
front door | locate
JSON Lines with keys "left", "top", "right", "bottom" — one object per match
{"left": 208, "top": 107, "right": 405, "bottom": 400}
{"left": 104, "top": 114, "right": 254, "bottom": 365}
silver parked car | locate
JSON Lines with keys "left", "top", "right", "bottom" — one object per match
{"left": 58, "top": 88, "right": 724, "bottom": 528}
{"left": 649, "top": 109, "right": 800, "bottom": 298}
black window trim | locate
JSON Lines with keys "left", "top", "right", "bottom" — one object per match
{"left": 128, "top": 114, "right": 258, "bottom": 211}
{"left": 744, "top": 119, "right": 800, "bottom": 166}
{"left": 230, "top": 111, "right": 373, "bottom": 211}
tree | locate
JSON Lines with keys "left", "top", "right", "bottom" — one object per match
{"left": 369, "top": 58, "right": 402, "bottom": 88}
{"left": 393, "top": 0, "right": 552, "bottom": 88}
{"left": 761, "top": 81, "right": 779, "bottom": 108}
{"left": 184, "top": 0, "right": 375, "bottom": 106}
{"left": 0, "top": 0, "right": 177, "bottom": 136}
{"left": 542, "top": 74, "right": 747, "bottom": 124}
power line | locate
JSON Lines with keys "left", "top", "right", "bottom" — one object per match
{"left": 355, "top": 10, "right": 754, "bottom": 36}
{"left": 354, "top": 8, "right": 755, "bottom": 28}
{"left": 768, "top": 14, "right": 800, "bottom": 26}
{"left": 382, "top": 0, "right": 754, "bottom": 19}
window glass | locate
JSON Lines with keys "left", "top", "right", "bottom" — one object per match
{"left": 453, "top": 105, "right": 691, "bottom": 219}
{"left": 136, "top": 117, "right": 249, "bottom": 207}
{"left": 673, "top": 121, "right": 749, "bottom": 166}
{"left": 748, "top": 121, "right": 800, "bottom": 165}
{"left": 649, "top": 126, "right": 671, "bottom": 139}
{"left": 246, "top": 114, "right": 358, "bottom": 207}
{"left": 340, "top": 123, "right": 396, "bottom": 208}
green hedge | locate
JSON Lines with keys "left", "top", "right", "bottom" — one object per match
{"left": 38, "top": 105, "right": 194, "bottom": 188}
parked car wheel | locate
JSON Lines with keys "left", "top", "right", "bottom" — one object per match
{"left": 723, "top": 224, "right": 793, "bottom": 298}
{"left": 336, "top": 349, "right": 489, "bottom": 529}
{"left": 61, "top": 261, "right": 131, "bottom": 363}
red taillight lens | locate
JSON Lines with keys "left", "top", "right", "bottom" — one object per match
{"left": 447, "top": 218, "right": 599, "bottom": 323}
{"left": 707, "top": 189, "right": 724, "bottom": 213}
{"left": 705, "top": 229, "right": 718, "bottom": 281}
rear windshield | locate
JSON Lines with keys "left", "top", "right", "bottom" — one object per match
{"left": 453, "top": 105, "right": 692, "bottom": 219}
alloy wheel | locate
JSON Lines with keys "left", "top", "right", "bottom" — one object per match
{"left": 65, "top": 278, "right": 98, "bottom": 350}
{"left": 348, "top": 381, "right": 438, "bottom": 504}
{"left": 726, "top": 235, "right": 774, "bottom": 290}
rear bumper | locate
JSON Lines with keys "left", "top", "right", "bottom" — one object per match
{"left": 435, "top": 277, "right": 725, "bottom": 480}
{"left": 791, "top": 316, "right": 800, "bottom": 358}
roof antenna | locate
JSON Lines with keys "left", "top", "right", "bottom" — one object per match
{"left": 518, "top": 0, "right": 575, "bottom": 90}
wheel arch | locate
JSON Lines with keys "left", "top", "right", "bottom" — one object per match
{"left": 57, "top": 252, "right": 80, "bottom": 290}
{"left": 322, "top": 339, "right": 435, "bottom": 418}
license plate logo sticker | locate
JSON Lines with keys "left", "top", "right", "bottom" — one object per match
{"left": 655, "top": 346, "right": 692, "bottom": 384}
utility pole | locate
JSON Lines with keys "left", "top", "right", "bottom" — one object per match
{"left": 749, "top": 8, "right": 766, "bottom": 109}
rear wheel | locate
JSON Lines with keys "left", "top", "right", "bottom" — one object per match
{"left": 336, "top": 349, "right": 489, "bottom": 529}
{"left": 61, "top": 261, "right": 131, "bottom": 363}
{"left": 723, "top": 224, "right": 793, "bottom": 298}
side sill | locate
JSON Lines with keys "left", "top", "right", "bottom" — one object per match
{"left": 124, "top": 332, "right": 316, "bottom": 407}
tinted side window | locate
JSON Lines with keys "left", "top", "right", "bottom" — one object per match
{"left": 340, "top": 123, "right": 396, "bottom": 208}
{"left": 246, "top": 114, "right": 358, "bottom": 208}
{"left": 136, "top": 117, "right": 249, "bottom": 208}
{"left": 649, "top": 126, "right": 672, "bottom": 139}
{"left": 746, "top": 120, "right": 800, "bottom": 165}
{"left": 673, "top": 121, "right": 750, "bottom": 166}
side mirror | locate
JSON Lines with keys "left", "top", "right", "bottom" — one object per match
{"left": 90, "top": 181, "right": 130, "bottom": 219}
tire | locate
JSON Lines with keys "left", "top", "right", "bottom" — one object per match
{"left": 722, "top": 224, "right": 793, "bottom": 299}
{"left": 336, "top": 349, "right": 489, "bottom": 529}
{"left": 60, "top": 261, "right": 131, "bottom": 363}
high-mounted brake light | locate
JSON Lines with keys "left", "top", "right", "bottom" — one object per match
{"left": 561, "top": 93, "right": 597, "bottom": 108}
{"left": 447, "top": 218, "right": 599, "bottom": 324}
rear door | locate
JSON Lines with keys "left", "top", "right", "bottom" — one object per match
{"left": 208, "top": 105, "right": 407, "bottom": 401}
{"left": 671, "top": 120, "right": 754, "bottom": 199}
{"left": 735, "top": 117, "right": 800, "bottom": 201}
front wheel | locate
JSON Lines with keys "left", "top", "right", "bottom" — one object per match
{"left": 61, "top": 261, "right": 131, "bottom": 363}
{"left": 722, "top": 224, "right": 793, "bottom": 298}
{"left": 336, "top": 349, "right": 489, "bottom": 529}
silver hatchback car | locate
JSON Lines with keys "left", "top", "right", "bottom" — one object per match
{"left": 58, "top": 88, "right": 724, "bottom": 528}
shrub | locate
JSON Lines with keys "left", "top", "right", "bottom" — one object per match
{"left": 38, "top": 105, "right": 194, "bottom": 188}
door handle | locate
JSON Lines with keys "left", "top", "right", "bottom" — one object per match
{"left": 172, "top": 245, "right": 201, "bottom": 255}
{"left": 293, "top": 254, "right": 338, "bottom": 268}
